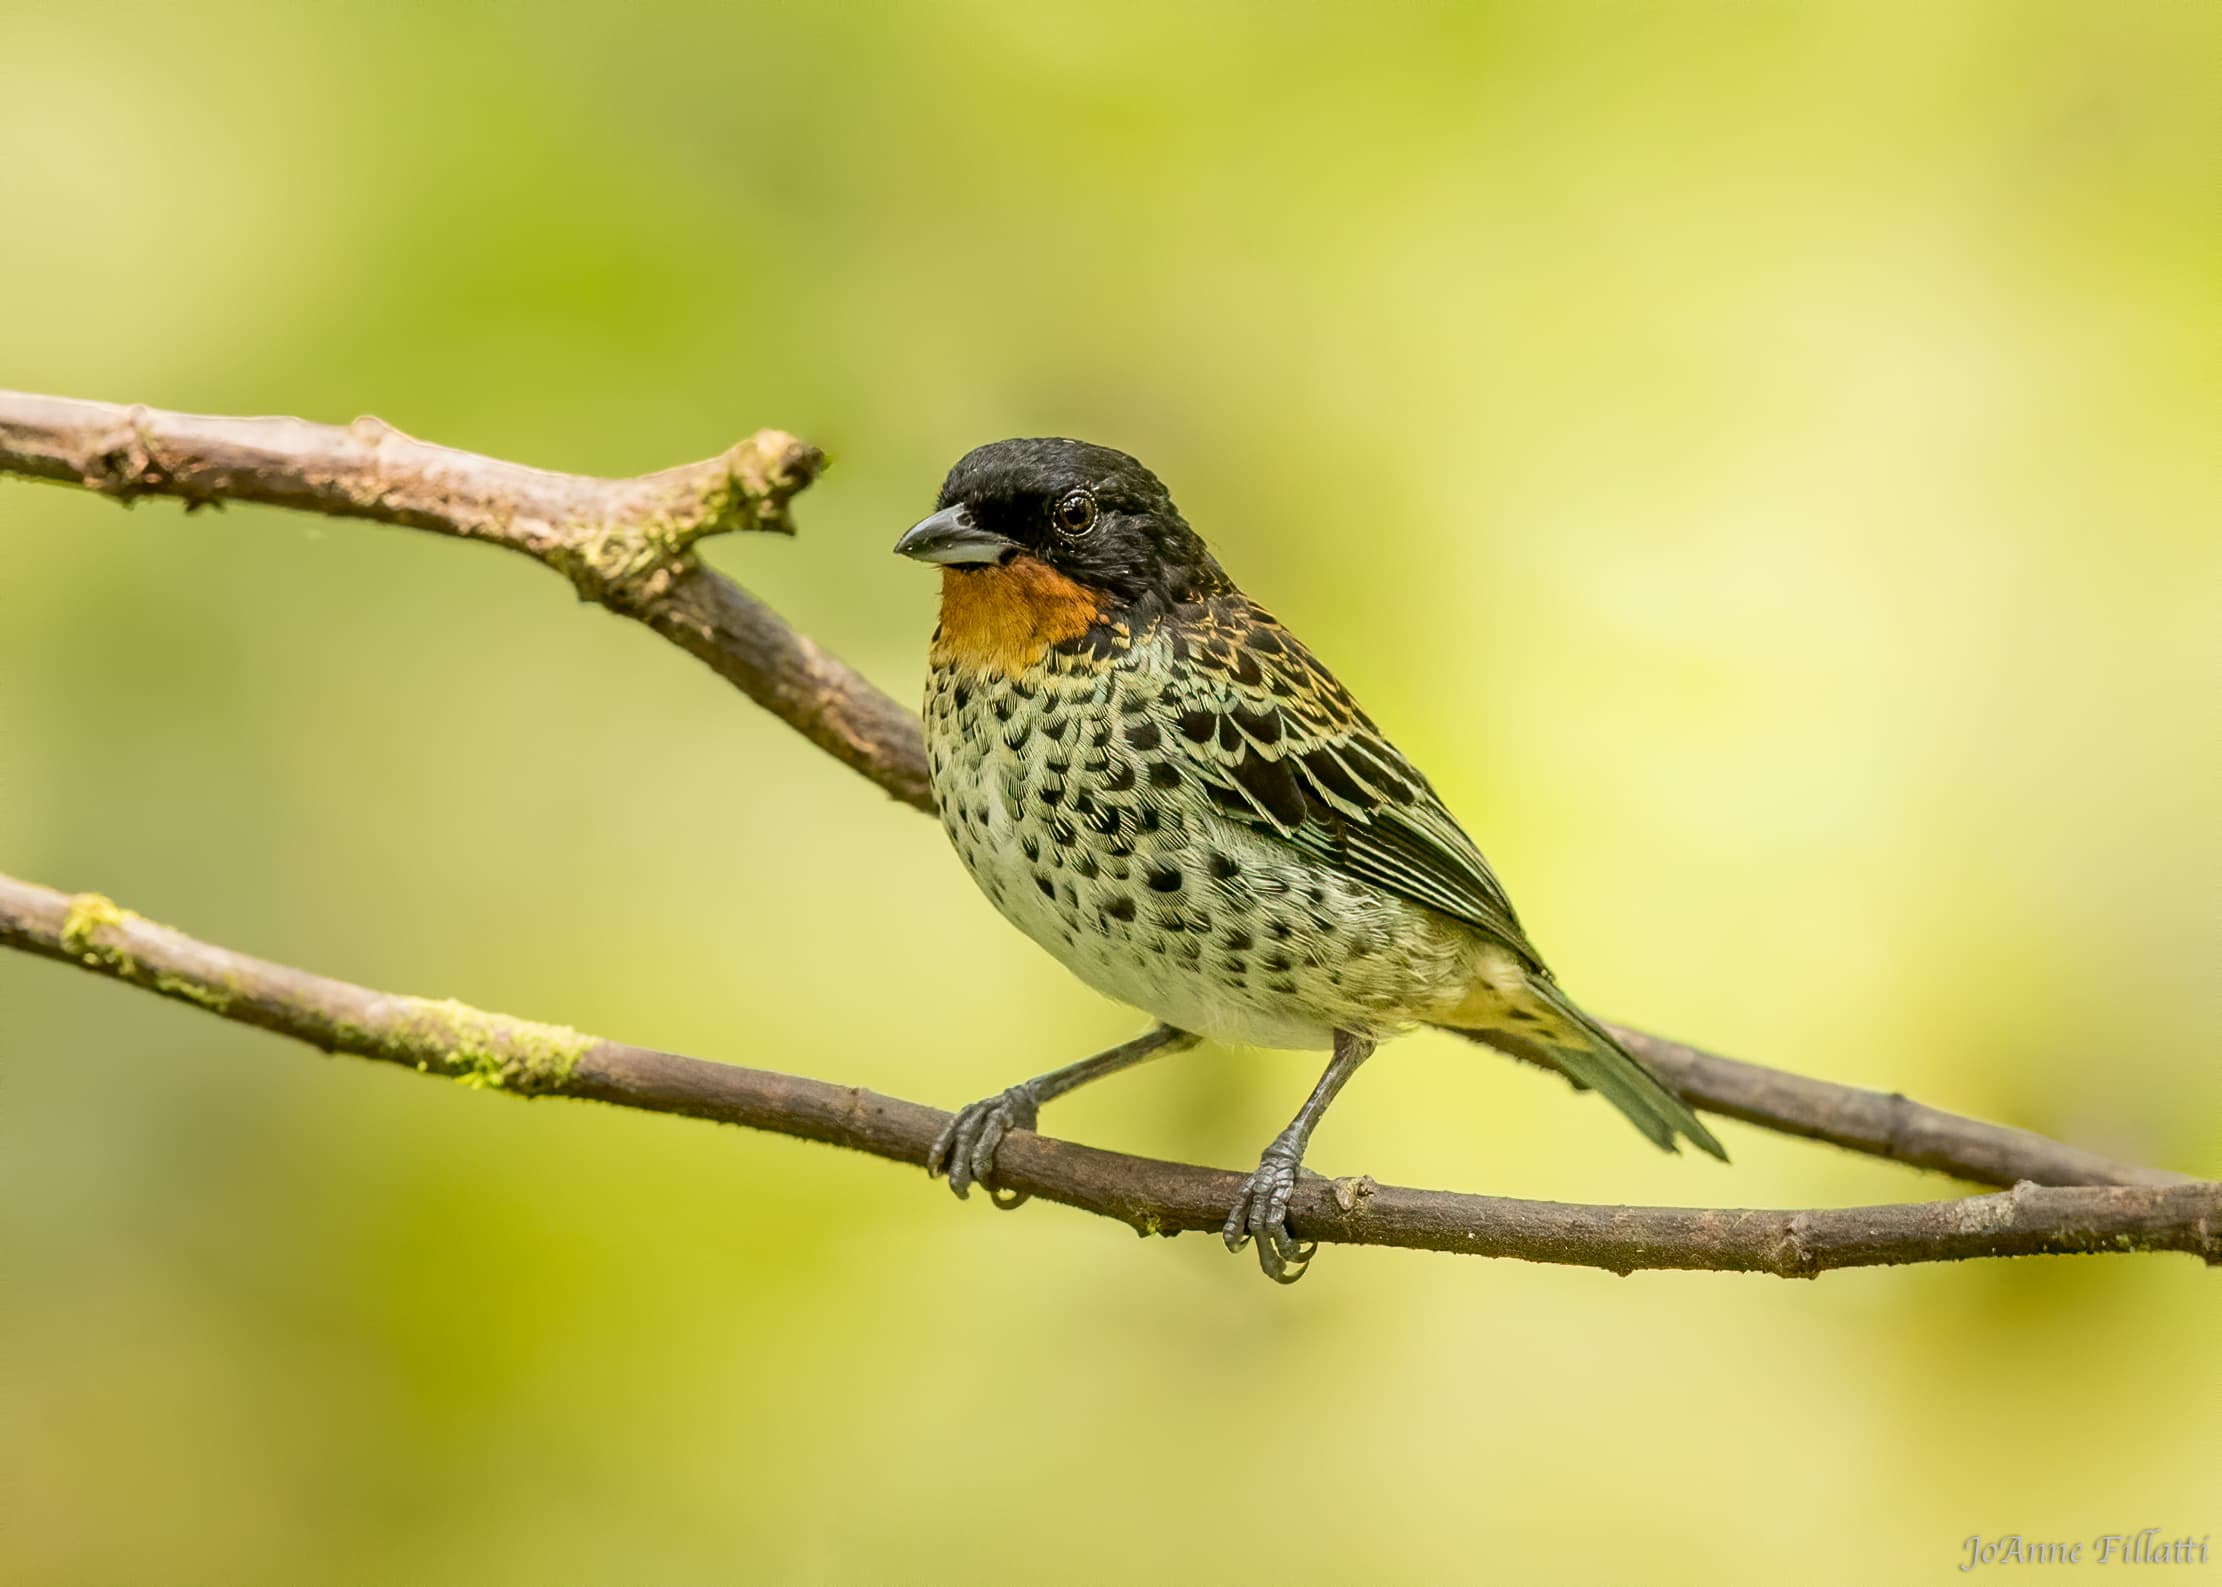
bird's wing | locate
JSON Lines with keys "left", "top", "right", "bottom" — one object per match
{"left": 1152, "top": 596, "right": 1547, "bottom": 972}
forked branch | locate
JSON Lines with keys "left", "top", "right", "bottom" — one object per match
{"left": 0, "top": 390, "right": 927, "bottom": 803}
{"left": 2, "top": 388, "right": 2211, "bottom": 1275}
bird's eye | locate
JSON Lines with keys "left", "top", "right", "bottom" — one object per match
{"left": 1051, "top": 489, "right": 1098, "bottom": 538}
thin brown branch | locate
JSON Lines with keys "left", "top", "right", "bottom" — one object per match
{"left": 0, "top": 388, "right": 2202, "bottom": 1201}
{"left": 4, "top": 874, "right": 2213, "bottom": 1276}
{"left": 0, "top": 389, "right": 930, "bottom": 806}
{"left": 1599, "top": 1024, "right": 2187, "bottom": 1190}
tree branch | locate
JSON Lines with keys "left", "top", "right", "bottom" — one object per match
{"left": 4, "top": 874, "right": 2213, "bottom": 1276}
{"left": 3, "top": 387, "right": 2211, "bottom": 1264}
{"left": 1598, "top": 1023, "right": 2187, "bottom": 1190}
{"left": 0, "top": 389, "right": 930, "bottom": 806}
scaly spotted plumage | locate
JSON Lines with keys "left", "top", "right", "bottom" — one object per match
{"left": 900, "top": 438, "right": 1724, "bottom": 1280}
{"left": 928, "top": 590, "right": 1499, "bottom": 1050}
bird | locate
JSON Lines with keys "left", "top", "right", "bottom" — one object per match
{"left": 895, "top": 438, "right": 1725, "bottom": 1280}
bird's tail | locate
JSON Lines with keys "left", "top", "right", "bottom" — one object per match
{"left": 1435, "top": 976, "right": 1728, "bottom": 1161}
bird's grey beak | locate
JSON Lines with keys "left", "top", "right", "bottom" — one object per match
{"left": 894, "top": 505, "right": 1017, "bottom": 567}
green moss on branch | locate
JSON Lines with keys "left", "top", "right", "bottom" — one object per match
{"left": 334, "top": 998, "right": 592, "bottom": 1094}
{"left": 60, "top": 892, "right": 139, "bottom": 976}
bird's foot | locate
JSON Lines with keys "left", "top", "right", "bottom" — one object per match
{"left": 1222, "top": 1133, "right": 1320, "bottom": 1283}
{"left": 927, "top": 1083, "right": 1041, "bottom": 1208}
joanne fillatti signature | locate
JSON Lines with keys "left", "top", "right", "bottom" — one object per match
{"left": 1962, "top": 1531, "right": 2212, "bottom": 1570}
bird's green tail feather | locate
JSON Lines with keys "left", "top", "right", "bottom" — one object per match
{"left": 1443, "top": 979, "right": 1728, "bottom": 1161}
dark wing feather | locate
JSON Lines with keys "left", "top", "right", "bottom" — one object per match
{"left": 1161, "top": 596, "right": 1546, "bottom": 972}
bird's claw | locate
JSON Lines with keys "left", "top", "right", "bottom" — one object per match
{"left": 1222, "top": 1138, "right": 1319, "bottom": 1283}
{"left": 927, "top": 1084, "right": 1041, "bottom": 1208}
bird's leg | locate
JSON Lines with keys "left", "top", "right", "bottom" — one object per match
{"left": 1223, "top": 1029, "right": 1376, "bottom": 1283}
{"left": 929, "top": 1023, "right": 1198, "bottom": 1208}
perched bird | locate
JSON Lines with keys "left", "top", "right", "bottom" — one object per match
{"left": 897, "top": 439, "right": 1725, "bottom": 1280}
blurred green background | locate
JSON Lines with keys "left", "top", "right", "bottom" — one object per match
{"left": 4, "top": 2, "right": 2218, "bottom": 1581}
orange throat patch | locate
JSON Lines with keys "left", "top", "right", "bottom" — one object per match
{"left": 930, "top": 556, "right": 1105, "bottom": 674}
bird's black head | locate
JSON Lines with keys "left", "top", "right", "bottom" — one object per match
{"left": 894, "top": 438, "right": 1228, "bottom": 605}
